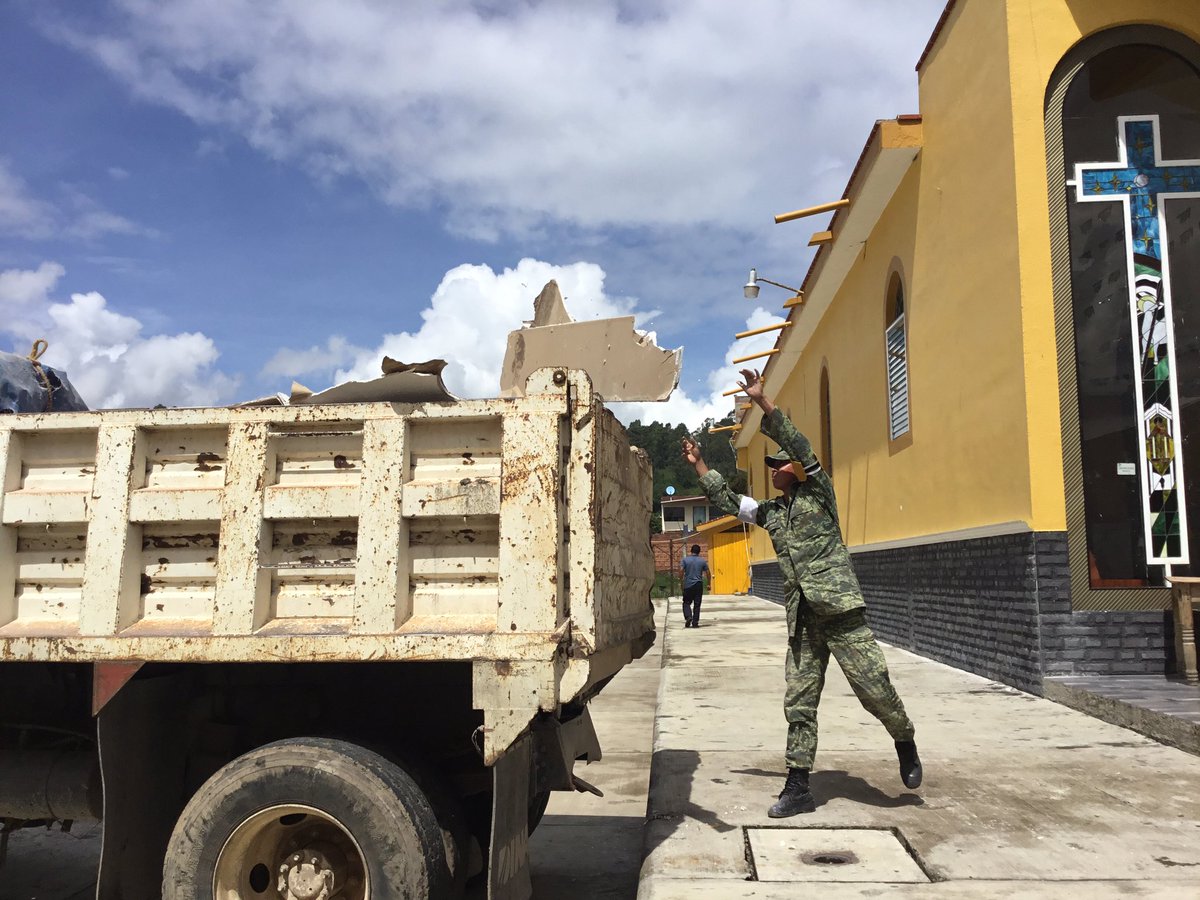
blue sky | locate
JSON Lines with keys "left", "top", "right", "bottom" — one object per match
{"left": 0, "top": 0, "right": 945, "bottom": 425}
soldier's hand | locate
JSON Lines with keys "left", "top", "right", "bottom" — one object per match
{"left": 737, "top": 368, "right": 765, "bottom": 402}
{"left": 681, "top": 437, "right": 703, "bottom": 466}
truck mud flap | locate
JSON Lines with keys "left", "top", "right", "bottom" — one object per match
{"left": 488, "top": 735, "right": 532, "bottom": 900}
{"left": 532, "top": 707, "right": 601, "bottom": 793}
{"left": 96, "top": 669, "right": 192, "bottom": 900}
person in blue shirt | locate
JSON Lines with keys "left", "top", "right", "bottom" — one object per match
{"left": 680, "top": 544, "right": 711, "bottom": 628}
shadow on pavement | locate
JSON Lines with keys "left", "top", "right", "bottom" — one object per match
{"left": 642, "top": 748, "right": 737, "bottom": 859}
{"left": 810, "top": 769, "right": 924, "bottom": 808}
{"left": 728, "top": 765, "right": 923, "bottom": 809}
{"left": 528, "top": 814, "right": 646, "bottom": 900}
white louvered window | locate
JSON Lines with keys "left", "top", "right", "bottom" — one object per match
{"left": 886, "top": 313, "right": 910, "bottom": 439}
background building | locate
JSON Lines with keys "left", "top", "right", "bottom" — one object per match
{"left": 659, "top": 495, "right": 712, "bottom": 532}
{"left": 734, "top": 0, "right": 1200, "bottom": 693}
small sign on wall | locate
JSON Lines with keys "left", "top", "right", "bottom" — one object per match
{"left": 1117, "top": 462, "right": 1137, "bottom": 476}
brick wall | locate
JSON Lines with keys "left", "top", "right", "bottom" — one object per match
{"left": 1031, "top": 535, "right": 1172, "bottom": 676}
{"left": 652, "top": 533, "right": 709, "bottom": 573}
{"left": 851, "top": 534, "right": 1045, "bottom": 692}
{"left": 751, "top": 531, "right": 1175, "bottom": 694}
{"left": 750, "top": 561, "right": 786, "bottom": 606}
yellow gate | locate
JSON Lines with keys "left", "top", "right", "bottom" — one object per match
{"left": 709, "top": 523, "right": 750, "bottom": 594}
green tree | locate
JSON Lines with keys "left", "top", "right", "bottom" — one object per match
{"left": 694, "top": 416, "right": 747, "bottom": 493}
{"left": 626, "top": 416, "right": 747, "bottom": 529}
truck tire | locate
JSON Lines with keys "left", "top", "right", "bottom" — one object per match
{"left": 163, "top": 737, "right": 454, "bottom": 899}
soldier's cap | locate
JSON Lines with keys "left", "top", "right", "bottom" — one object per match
{"left": 764, "top": 449, "right": 792, "bottom": 469}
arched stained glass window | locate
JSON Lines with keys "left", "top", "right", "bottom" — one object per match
{"left": 1061, "top": 40, "right": 1200, "bottom": 588}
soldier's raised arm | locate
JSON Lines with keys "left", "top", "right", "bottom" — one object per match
{"left": 681, "top": 437, "right": 764, "bottom": 526}
{"left": 737, "top": 369, "right": 836, "bottom": 515}
{"left": 737, "top": 369, "right": 818, "bottom": 471}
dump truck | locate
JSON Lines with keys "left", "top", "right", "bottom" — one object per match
{"left": 0, "top": 356, "right": 659, "bottom": 899}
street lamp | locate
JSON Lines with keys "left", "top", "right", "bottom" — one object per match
{"left": 743, "top": 268, "right": 803, "bottom": 302}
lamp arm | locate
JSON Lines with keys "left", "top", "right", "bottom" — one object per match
{"left": 755, "top": 276, "right": 802, "bottom": 295}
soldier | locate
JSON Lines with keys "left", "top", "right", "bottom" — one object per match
{"left": 681, "top": 368, "right": 921, "bottom": 817}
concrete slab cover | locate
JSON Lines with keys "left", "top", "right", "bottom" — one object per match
{"left": 746, "top": 827, "right": 929, "bottom": 883}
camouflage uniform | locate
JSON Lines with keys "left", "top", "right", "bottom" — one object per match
{"left": 699, "top": 408, "right": 914, "bottom": 769}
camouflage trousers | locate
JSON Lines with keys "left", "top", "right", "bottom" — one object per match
{"left": 784, "top": 607, "right": 914, "bottom": 769}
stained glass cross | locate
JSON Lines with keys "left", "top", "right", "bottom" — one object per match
{"left": 1075, "top": 115, "right": 1196, "bottom": 565}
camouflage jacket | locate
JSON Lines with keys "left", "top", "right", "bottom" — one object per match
{"left": 699, "top": 408, "right": 865, "bottom": 624}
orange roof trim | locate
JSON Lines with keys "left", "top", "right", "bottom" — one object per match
{"left": 694, "top": 514, "right": 744, "bottom": 536}
{"left": 915, "top": 0, "right": 960, "bottom": 72}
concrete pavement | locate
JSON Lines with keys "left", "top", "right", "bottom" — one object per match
{"left": 639, "top": 594, "right": 1200, "bottom": 898}
{"left": 527, "top": 599, "right": 662, "bottom": 898}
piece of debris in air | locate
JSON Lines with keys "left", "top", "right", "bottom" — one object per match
{"left": 499, "top": 280, "right": 681, "bottom": 402}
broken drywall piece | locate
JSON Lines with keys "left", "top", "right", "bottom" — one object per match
{"left": 381, "top": 357, "right": 448, "bottom": 377}
{"left": 499, "top": 281, "right": 682, "bottom": 401}
{"left": 289, "top": 382, "right": 314, "bottom": 402}
{"left": 236, "top": 358, "right": 456, "bottom": 407}
{"left": 302, "top": 366, "right": 454, "bottom": 405}
{"left": 529, "top": 279, "right": 573, "bottom": 327}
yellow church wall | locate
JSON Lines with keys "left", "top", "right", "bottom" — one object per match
{"left": 867, "top": 0, "right": 1031, "bottom": 543}
{"left": 773, "top": 0, "right": 1034, "bottom": 548}
{"left": 737, "top": 0, "right": 1200, "bottom": 570}
{"left": 739, "top": 425, "right": 777, "bottom": 563}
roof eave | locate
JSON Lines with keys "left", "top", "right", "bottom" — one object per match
{"left": 915, "top": 0, "right": 960, "bottom": 72}
{"left": 735, "top": 117, "right": 924, "bottom": 449}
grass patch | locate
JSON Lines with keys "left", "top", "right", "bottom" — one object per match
{"left": 651, "top": 571, "right": 680, "bottom": 599}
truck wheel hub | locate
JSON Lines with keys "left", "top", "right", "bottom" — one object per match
{"left": 278, "top": 850, "right": 335, "bottom": 900}
{"left": 214, "top": 804, "right": 367, "bottom": 900}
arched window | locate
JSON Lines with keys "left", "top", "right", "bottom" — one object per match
{"left": 885, "top": 271, "right": 910, "bottom": 440}
{"left": 819, "top": 365, "right": 833, "bottom": 475}
{"left": 1047, "top": 28, "right": 1200, "bottom": 593}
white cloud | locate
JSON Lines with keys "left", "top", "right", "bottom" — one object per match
{"left": 67, "top": 207, "right": 149, "bottom": 241}
{"left": 0, "top": 262, "right": 237, "bottom": 408}
{"left": 322, "top": 258, "right": 644, "bottom": 398}
{"left": 0, "top": 160, "right": 55, "bottom": 239}
{"left": 56, "top": 0, "right": 945, "bottom": 240}
{"left": 265, "top": 256, "right": 785, "bottom": 429}
{"left": 60, "top": 185, "right": 156, "bottom": 240}
{"left": 0, "top": 261, "right": 66, "bottom": 323}
{"left": 0, "top": 254, "right": 784, "bottom": 424}
{"left": 0, "top": 158, "right": 151, "bottom": 242}
{"left": 261, "top": 335, "right": 365, "bottom": 380}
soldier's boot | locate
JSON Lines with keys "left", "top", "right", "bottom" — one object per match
{"left": 768, "top": 768, "right": 816, "bottom": 817}
{"left": 896, "top": 740, "right": 922, "bottom": 789}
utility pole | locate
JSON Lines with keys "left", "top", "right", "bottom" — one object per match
{"left": 669, "top": 534, "right": 677, "bottom": 598}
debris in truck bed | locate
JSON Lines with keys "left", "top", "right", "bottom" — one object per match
{"left": 238, "top": 357, "right": 456, "bottom": 406}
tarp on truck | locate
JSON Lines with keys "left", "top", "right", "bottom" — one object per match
{"left": 0, "top": 344, "right": 88, "bottom": 414}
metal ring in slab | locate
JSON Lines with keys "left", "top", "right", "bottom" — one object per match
{"left": 213, "top": 803, "right": 368, "bottom": 900}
